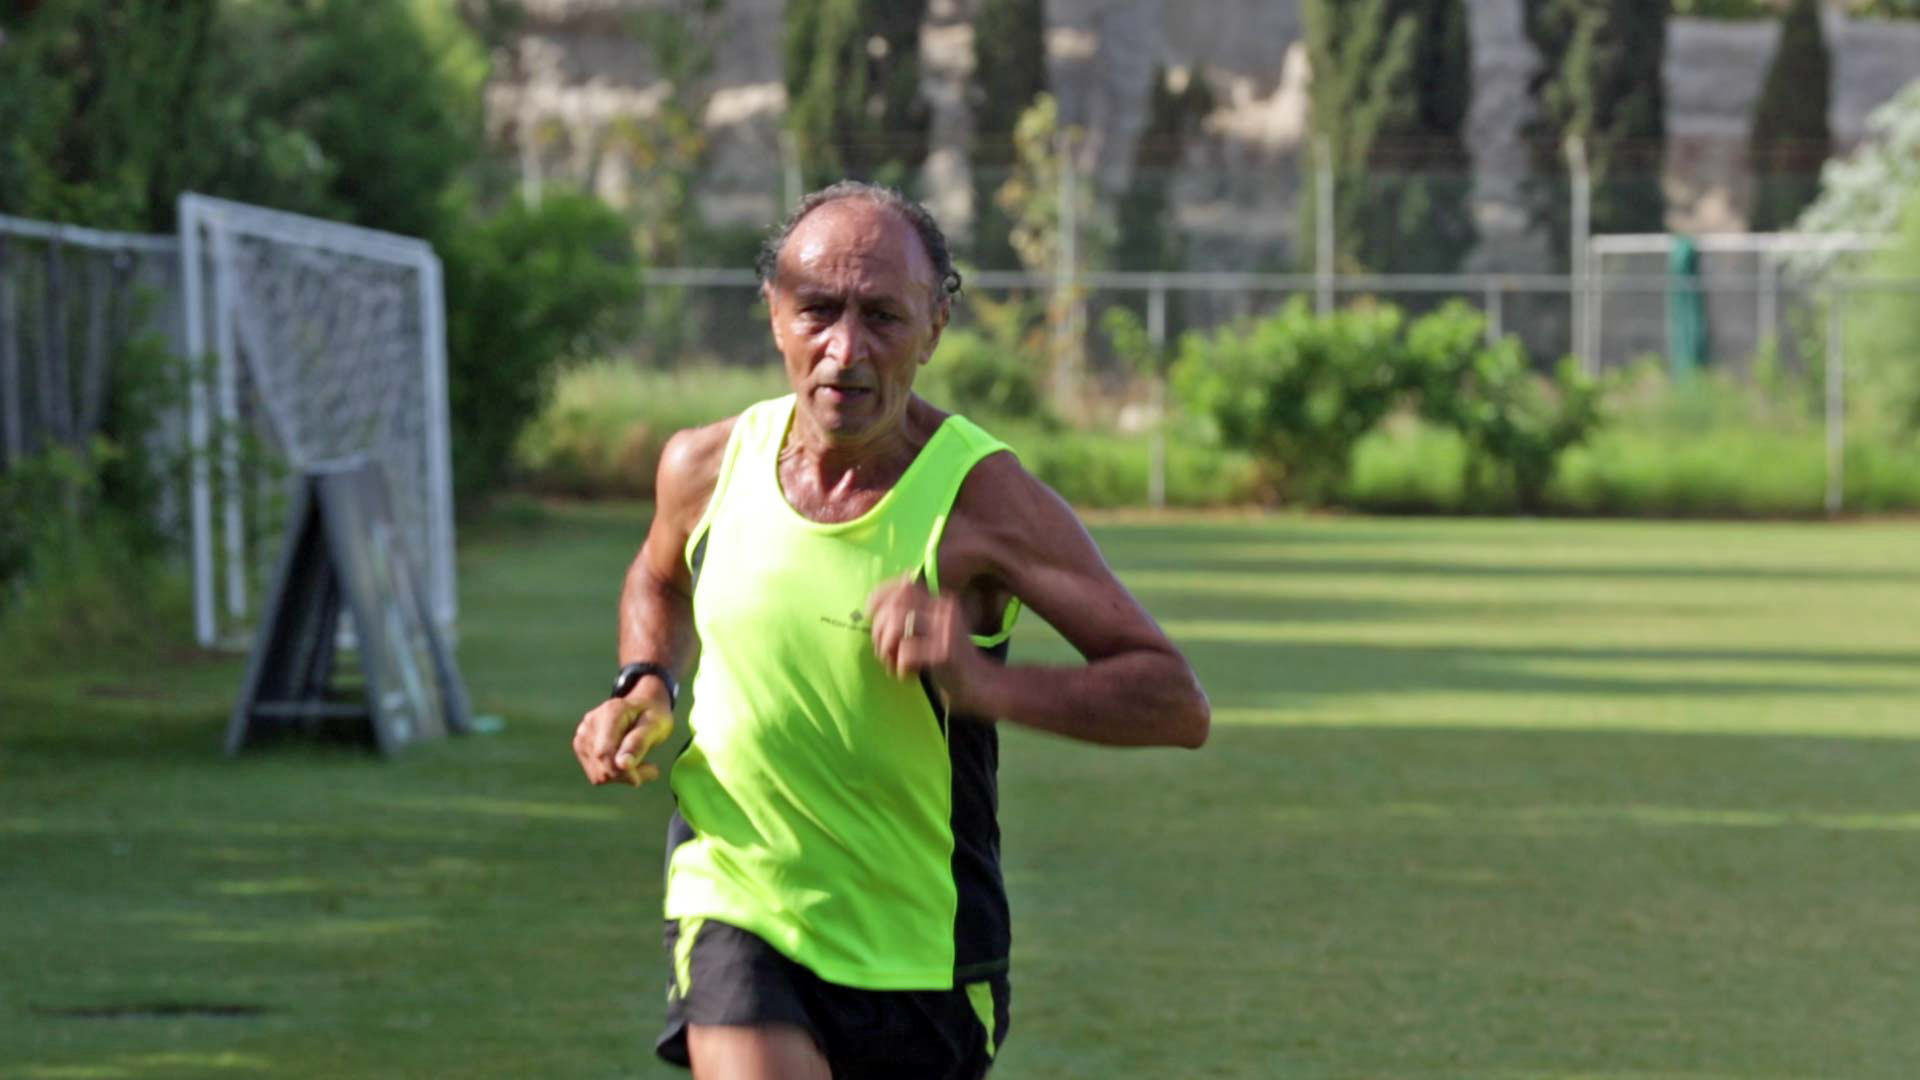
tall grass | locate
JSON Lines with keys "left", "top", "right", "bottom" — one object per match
{"left": 513, "top": 362, "right": 1264, "bottom": 507}
{"left": 1346, "top": 368, "right": 1920, "bottom": 516}
{"left": 513, "top": 362, "right": 788, "bottom": 497}
{"left": 514, "top": 361, "right": 1920, "bottom": 516}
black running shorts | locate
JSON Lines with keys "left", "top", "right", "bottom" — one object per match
{"left": 655, "top": 918, "right": 1011, "bottom": 1079}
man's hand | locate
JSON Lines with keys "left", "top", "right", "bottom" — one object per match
{"left": 866, "top": 579, "right": 991, "bottom": 715}
{"left": 574, "top": 680, "right": 676, "bottom": 786}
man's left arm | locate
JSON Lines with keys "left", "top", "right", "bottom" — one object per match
{"left": 868, "top": 454, "right": 1209, "bottom": 748}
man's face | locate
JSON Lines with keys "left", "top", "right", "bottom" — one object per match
{"left": 765, "top": 200, "right": 949, "bottom": 444}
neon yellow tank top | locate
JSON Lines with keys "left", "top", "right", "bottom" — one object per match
{"left": 667, "top": 395, "right": 1019, "bottom": 990}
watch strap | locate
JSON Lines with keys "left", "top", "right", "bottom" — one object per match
{"left": 612, "top": 661, "right": 678, "bottom": 710}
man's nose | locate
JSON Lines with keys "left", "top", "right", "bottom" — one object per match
{"left": 824, "top": 310, "right": 868, "bottom": 364}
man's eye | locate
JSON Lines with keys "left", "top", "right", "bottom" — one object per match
{"left": 868, "top": 310, "right": 902, "bottom": 325}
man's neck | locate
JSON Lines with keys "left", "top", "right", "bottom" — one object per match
{"left": 779, "top": 401, "right": 934, "bottom": 522}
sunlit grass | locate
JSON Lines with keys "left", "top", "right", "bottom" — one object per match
{"left": 4, "top": 506, "right": 1918, "bottom": 1078}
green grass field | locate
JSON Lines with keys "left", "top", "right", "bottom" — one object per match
{"left": 6, "top": 505, "right": 1920, "bottom": 1078}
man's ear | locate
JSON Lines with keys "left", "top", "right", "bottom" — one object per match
{"left": 921, "top": 295, "right": 951, "bottom": 365}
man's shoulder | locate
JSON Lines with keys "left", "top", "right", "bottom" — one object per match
{"left": 946, "top": 431, "right": 1064, "bottom": 544}
{"left": 655, "top": 397, "right": 787, "bottom": 530}
{"left": 659, "top": 394, "right": 792, "bottom": 479}
{"left": 658, "top": 414, "right": 737, "bottom": 486}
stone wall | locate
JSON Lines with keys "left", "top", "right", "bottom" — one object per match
{"left": 484, "top": 0, "right": 1920, "bottom": 271}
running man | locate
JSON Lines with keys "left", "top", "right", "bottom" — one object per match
{"left": 574, "top": 181, "right": 1209, "bottom": 1079}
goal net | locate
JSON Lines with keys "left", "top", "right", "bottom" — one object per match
{"left": 180, "top": 194, "right": 455, "bottom": 648}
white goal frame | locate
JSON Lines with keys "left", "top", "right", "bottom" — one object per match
{"left": 1583, "top": 231, "right": 1889, "bottom": 372}
{"left": 179, "top": 194, "right": 456, "bottom": 648}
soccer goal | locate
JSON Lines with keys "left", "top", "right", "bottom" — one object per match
{"left": 179, "top": 194, "right": 455, "bottom": 649}
{"left": 1584, "top": 232, "right": 1888, "bottom": 375}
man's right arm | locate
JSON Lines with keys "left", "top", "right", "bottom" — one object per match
{"left": 573, "top": 417, "right": 735, "bottom": 786}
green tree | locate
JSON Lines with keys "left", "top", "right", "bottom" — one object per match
{"left": 1794, "top": 78, "right": 1920, "bottom": 242}
{"left": 0, "top": 0, "right": 640, "bottom": 502}
{"left": 1848, "top": 1, "right": 1920, "bottom": 15}
{"left": 1524, "top": 0, "right": 1668, "bottom": 262}
{"left": 251, "top": 0, "right": 484, "bottom": 245}
{"left": 1114, "top": 65, "right": 1214, "bottom": 273}
{"left": 0, "top": 0, "right": 334, "bottom": 231}
{"left": 1749, "top": 0, "right": 1831, "bottom": 231}
{"left": 1300, "top": 0, "right": 1475, "bottom": 274}
{"left": 441, "top": 194, "right": 641, "bottom": 496}
{"left": 622, "top": 0, "right": 725, "bottom": 266}
{"left": 968, "top": 0, "right": 1047, "bottom": 268}
{"left": 783, "top": 0, "right": 931, "bottom": 190}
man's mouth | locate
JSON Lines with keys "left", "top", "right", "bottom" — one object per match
{"left": 818, "top": 385, "right": 873, "bottom": 403}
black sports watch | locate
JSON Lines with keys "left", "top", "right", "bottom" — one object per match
{"left": 611, "top": 661, "right": 678, "bottom": 710}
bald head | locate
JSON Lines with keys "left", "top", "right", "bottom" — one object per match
{"left": 776, "top": 200, "right": 940, "bottom": 305}
{"left": 757, "top": 181, "right": 962, "bottom": 302}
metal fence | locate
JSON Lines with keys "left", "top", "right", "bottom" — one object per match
{"left": 645, "top": 262, "right": 1920, "bottom": 516}
{"left": 0, "top": 214, "right": 187, "bottom": 472}
{"left": 0, "top": 199, "right": 456, "bottom": 649}
{"left": 0, "top": 215, "right": 189, "bottom": 540}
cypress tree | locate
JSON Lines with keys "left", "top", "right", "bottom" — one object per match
{"left": 1749, "top": 0, "right": 1831, "bottom": 231}
{"left": 1299, "top": 0, "right": 1475, "bottom": 274}
{"left": 1114, "top": 64, "right": 1213, "bottom": 273}
{"left": 968, "top": 0, "right": 1047, "bottom": 268}
{"left": 1523, "top": 0, "right": 1668, "bottom": 260}
{"left": 783, "top": 0, "right": 931, "bottom": 191}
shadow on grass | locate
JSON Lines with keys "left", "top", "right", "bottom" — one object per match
{"left": 1019, "top": 627, "right": 1920, "bottom": 706}
{"left": 997, "top": 721, "right": 1920, "bottom": 1079}
{"left": 1128, "top": 587, "right": 1747, "bottom": 624}
{"left": 1113, "top": 548, "right": 1920, "bottom": 584}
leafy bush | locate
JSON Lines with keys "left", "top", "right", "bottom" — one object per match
{"left": 0, "top": 321, "right": 188, "bottom": 657}
{"left": 917, "top": 329, "right": 1052, "bottom": 424}
{"left": 514, "top": 362, "right": 787, "bottom": 498}
{"left": 917, "top": 292, "right": 1054, "bottom": 424}
{"left": 1849, "top": 187, "right": 1920, "bottom": 436}
{"left": 1174, "top": 298, "right": 1600, "bottom": 508}
{"left": 0, "top": 468, "right": 191, "bottom": 674}
{"left": 1346, "top": 366, "right": 1920, "bottom": 517}
{"left": 1793, "top": 77, "right": 1920, "bottom": 243}
{"left": 1174, "top": 298, "right": 1406, "bottom": 503}
{"left": 994, "top": 419, "right": 1263, "bottom": 508}
{"left": 443, "top": 194, "right": 643, "bottom": 497}
{"left": 514, "top": 362, "right": 1260, "bottom": 507}
{"left": 1401, "top": 302, "right": 1603, "bottom": 510}
{"left": 1343, "top": 417, "right": 1470, "bottom": 511}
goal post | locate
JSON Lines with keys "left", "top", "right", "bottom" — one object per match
{"left": 1584, "top": 232, "right": 1888, "bottom": 376}
{"left": 178, "top": 194, "right": 456, "bottom": 648}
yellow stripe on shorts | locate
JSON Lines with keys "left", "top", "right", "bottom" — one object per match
{"left": 674, "top": 917, "right": 705, "bottom": 998}
{"left": 965, "top": 980, "right": 997, "bottom": 1058}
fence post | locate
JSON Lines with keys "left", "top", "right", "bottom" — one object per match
{"left": 1314, "top": 134, "right": 1334, "bottom": 316}
{"left": 1053, "top": 131, "right": 1081, "bottom": 409}
{"left": 1758, "top": 249, "right": 1774, "bottom": 355}
{"left": 1565, "top": 137, "right": 1593, "bottom": 376}
{"left": 77, "top": 255, "right": 112, "bottom": 442}
{"left": 1484, "top": 276, "right": 1503, "bottom": 347}
{"left": 1147, "top": 282, "right": 1167, "bottom": 510}
{"left": 41, "top": 242, "right": 68, "bottom": 449}
{"left": 0, "top": 235, "right": 19, "bottom": 468}
{"left": 1825, "top": 285, "right": 1845, "bottom": 517}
